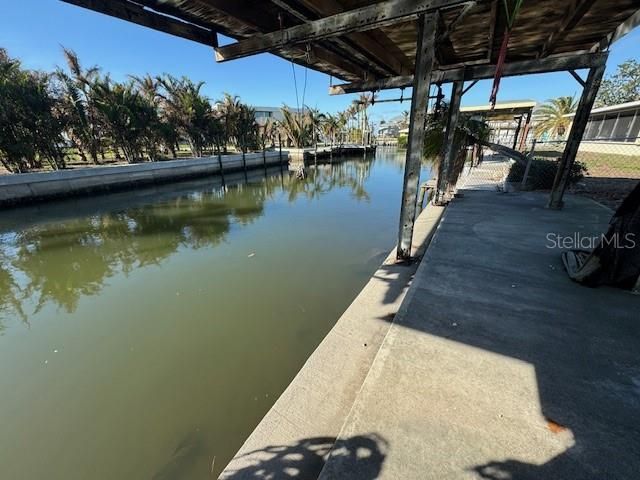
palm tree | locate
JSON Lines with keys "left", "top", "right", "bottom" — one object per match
{"left": 305, "top": 107, "right": 326, "bottom": 149}
{"left": 235, "top": 104, "right": 258, "bottom": 153}
{"left": 279, "top": 106, "right": 312, "bottom": 148}
{"left": 216, "top": 93, "right": 241, "bottom": 153}
{"left": 534, "top": 96, "right": 578, "bottom": 139}
{"left": 56, "top": 48, "right": 102, "bottom": 164}
{"left": 321, "top": 113, "right": 340, "bottom": 147}
{"left": 157, "top": 75, "right": 210, "bottom": 157}
{"left": 92, "top": 77, "right": 156, "bottom": 163}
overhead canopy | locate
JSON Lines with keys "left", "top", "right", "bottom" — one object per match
{"left": 63, "top": 0, "right": 640, "bottom": 86}
{"left": 63, "top": 0, "right": 640, "bottom": 82}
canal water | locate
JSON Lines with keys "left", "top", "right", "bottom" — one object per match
{"left": 0, "top": 148, "right": 430, "bottom": 479}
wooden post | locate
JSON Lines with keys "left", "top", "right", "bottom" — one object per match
{"left": 548, "top": 60, "right": 607, "bottom": 209}
{"left": 217, "top": 149, "right": 226, "bottom": 187}
{"left": 518, "top": 110, "right": 532, "bottom": 150}
{"left": 435, "top": 80, "right": 463, "bottom": 204}
{"left": 396, "top": 12, "right": 437, "bottom": 260}
{"left": 278, "top": 134, "right": 284, "bottom": 166}
{"left": 512, "top": 115, "right": 523, "bottom": 150}
{"left": 520, "top": 139, "right": 536, "bottom": 189}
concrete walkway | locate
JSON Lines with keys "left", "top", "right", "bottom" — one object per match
{"left": 319, "top": 190, "right": 640, "bottom": 479}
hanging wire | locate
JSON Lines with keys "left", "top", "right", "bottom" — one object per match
{"left": 301, "top": 44, "right": 310, "bottom": 114}
{"left": 280, "top": 13, "right": 300, "bottom": 114}
{"left": 291, "top": 62, "right": 300, "bottom": 113}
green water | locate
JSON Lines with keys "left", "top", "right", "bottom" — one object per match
{"left": 0, "top": 148, "right": 428, "bottom": 479}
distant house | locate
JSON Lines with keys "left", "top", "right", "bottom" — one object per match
{"left": 378, "top": 124, "right": 400, "bottom": 137}
{"left": 252, "top": 106, "right": 303, "bottom": 125}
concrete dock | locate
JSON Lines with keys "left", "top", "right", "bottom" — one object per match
{"left": 219, "top": 157, "right": 639, "bottom": 479}
{"left": 319, "top": 189, "right": 640, "bottom": 479}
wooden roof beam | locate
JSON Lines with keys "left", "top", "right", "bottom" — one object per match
{"left": 61, "top": 0, "right": 219, "bottom": 47}
{"left": 329, "top": 51, "right": 607, "bottom": 94}
{"left": 540, "top": 0, "right": 598, "bottom": 57}
{"left": 292, "top": 0, "right": 414, "bottom": 75}
{"left": 269, "top": 0, "right": 392, "bottom": 77}
{"left": 214, "top": 0, "right": 475, "bottom": 62}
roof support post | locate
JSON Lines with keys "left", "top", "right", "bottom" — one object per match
{"left": 548, "top": 58, "right": 608, "bottom": 209}
{"left": 397, "top": 12, "right": 437, "bottom": 260}
{"left": 512, "top": 114, "right": 524, "bottom": 150}
{"left": 435, "top": 80, "right": 463, "bottom": 205}
{"left": 518, "top": 110, "right": 532, "bottom": 150}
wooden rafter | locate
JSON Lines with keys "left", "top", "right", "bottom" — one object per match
{"left": 214, "top": 0, "right": 473, "bottom": 62}
{"left": 540, "top": 0, "right": 598, "bottom": 56}
{"left": 329, "top": 51, "right": 608, "bottom": 94}
{"left": 61, "top": 0, "right": 219, "bottom": 47}
{"left": 203, "top": 0, "right": 376, "bottom": 80}
{"left": 486, "top": 0, "right": 498, "bottom": 62}
{"left": 270, "top": 0, "right": 392, "bottom": 76}
{"left": 293, "top": 0, "right": 414, "bottom": 75}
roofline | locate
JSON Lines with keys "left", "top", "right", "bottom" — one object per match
{"left": 565, "top": 99, "right": 640, "bottom": 117}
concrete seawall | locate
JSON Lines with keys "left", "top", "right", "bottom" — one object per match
{"left": 218, "top": 204, "right": 446, "bottom": 479}
{"left": 0, "top": 151, "right": 288, "bottom": 206}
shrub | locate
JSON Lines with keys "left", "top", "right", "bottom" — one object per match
{"left": 507, "top": 158, "right": 587, "bottom": 190}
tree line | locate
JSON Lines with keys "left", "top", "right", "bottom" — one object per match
{"left": 0, "top": 48, "right": 377, "bottom": 174}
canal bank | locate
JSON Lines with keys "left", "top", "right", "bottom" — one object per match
{"left": 0, "top": 151, "right": 287, "bottom": 206}
{"left": 218, "top": 203, "right": 446, "bottom": 479}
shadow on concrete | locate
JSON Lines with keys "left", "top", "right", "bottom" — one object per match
{"left": 220, "top": 434, "right": 387, "bottom": 479}
{"left": 377, "top": 191, "right": 640, "bottom": 479}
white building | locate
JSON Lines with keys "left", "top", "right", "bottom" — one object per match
{"left": 565, "top": 100, "right": 640, "bottom": 156}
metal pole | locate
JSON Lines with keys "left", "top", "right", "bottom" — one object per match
{"left": 396, "top": 12, "right": 437, "bottom": 260}
{"left": 435, "top": 80, "right": 463, "bottom": 204}
{"left": 548, "top": 59, "right": 607, "bottom": 209}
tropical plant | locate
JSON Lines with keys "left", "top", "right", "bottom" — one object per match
{"left": 235, "top": 104, "right": 258, "bottom": 153}
{"left": 305, "top": 107, "right": 326, "bottom": 148}
{"left": 157, "top": 75, "right": 211, "bottom": 157}
{"left": 91, "top": 77, "right": 157, "bottom": 163}
{"left": 216, "top": 93, "right": 241, "bottom": 152}
{"left": 534, "top": 96, "right": 578, "bottom": 139}
{"left": 56, "top": 48, "right": 102, "bottom": 164}
{"left": 0, "top": 49, "right": 66, "bottom": 172}
{"left": 279, "top": 106, "right": 313, "bottom": 148}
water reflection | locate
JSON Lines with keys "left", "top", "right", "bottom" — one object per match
{"left": 0, "top": 159, "right": 376, "bottom": 328}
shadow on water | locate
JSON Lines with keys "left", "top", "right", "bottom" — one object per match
{"left": 0, "top": 158, "right": 376, "bottom": 329}
{"left": 218, "top": 434, "right": 388, "bottom": 480}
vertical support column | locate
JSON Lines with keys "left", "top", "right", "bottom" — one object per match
{"left": 518, "top": 110, "right": 532, "bottom": 150}
{"left": 396, "top": 13, "right": 437, "bottom": 260}
{"left": 548, "top": 58, "right": 607, "bottom": 209}
{"left": 512, "top": 115, "right": 523, "bottom": 150}
{"left": 435, "top": 80, "right": 464, "bottom": 205}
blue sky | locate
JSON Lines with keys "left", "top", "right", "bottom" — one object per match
{"left": 2, "top": 0, "right": 639, "bottom": 125}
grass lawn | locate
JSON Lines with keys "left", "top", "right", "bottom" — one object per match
{"left": 535, "top": 149, "right": 640, "bottom": 179}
